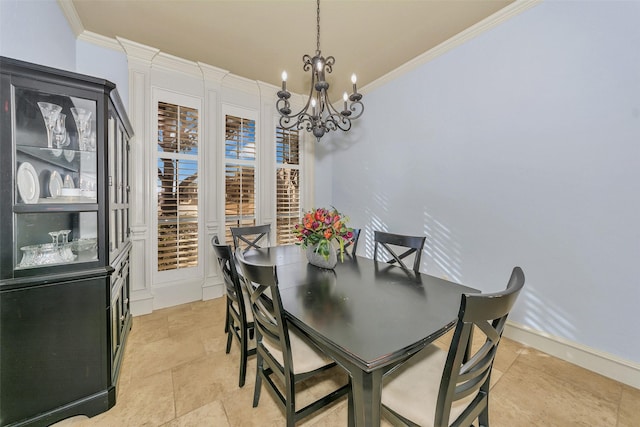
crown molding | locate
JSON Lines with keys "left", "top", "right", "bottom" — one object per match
{"left": 117, "top": 37, "right": 160, "bottom": 64}
{"left": 78, "top": 30, "right": 122, "bottom": 52}
{"left": 198, "top": 62, "right": 229, "bottom": 85}
{"left": 152, "top": 52, "right": 202, "bottom": 78}
{"left": 222, "top": 74, "right": 260, "bottom": 96}
{"left": 361, "top": 0, "right": 542, "bottom": 95}
{"left": 57, "top": 0, "right": 84, "bottom": 37}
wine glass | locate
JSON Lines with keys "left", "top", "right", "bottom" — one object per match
{"left": 70, "top": 107, "right": 92, "bottom": 151}
{"left": 37, "top": 102, "right": 62, "bottom": 149}
{"left": 48, "top": 231, "right": 60, "bottom": 246}
{"left": 53, "top": 113, "right": 69, "bottom": 148}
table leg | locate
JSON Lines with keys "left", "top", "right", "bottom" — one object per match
{"left": 349, "top": 368, "right": 383, "bottom": 427}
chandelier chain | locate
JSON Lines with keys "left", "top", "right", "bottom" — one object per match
{"left": 316, "top": 0, "right": 321, "bottom": 54}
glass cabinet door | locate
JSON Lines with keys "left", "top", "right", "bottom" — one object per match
{"left": 11, "top": 83, "right": 101, "bottom": 273}
{"left": 15, "top": 212, "right": 98, "bottom": 270}
{"left": 14, "top": 86, "right": 98, "bottom": 204}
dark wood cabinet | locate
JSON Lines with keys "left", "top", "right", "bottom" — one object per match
{"left": 0, "top": 57, "right": 133, "bottom": 426}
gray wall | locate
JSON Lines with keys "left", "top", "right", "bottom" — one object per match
{"left": 0, "top": 1, "right": 129, "bottom": 108}
{"left": 326, "top": 1, "right": 640, "bottom": 363}
{"left": 0, "top": 0, "right": 76, "bottom": 71}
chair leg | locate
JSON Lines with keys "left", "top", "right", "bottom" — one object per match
{"left": 224, "top": 300, "right": 230, "bottom": 333}
{"left": 238, "top": 329, "right": 248, "bottom": 387}
{"left": 478, "top": 403, "right": 489, "bottom": 427}
{"left": 285, "top": 373, "right": 296, "bottom": 427}
{"left": 225, "top": 322, "right": 233, "bottom": 354}
{"left": 253, "top": 354, "right": 263, "bottom": 407}
{"left": 347, "top": 379, "right": 355, "bottom": 427}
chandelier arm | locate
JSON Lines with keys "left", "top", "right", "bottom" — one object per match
{"left": 348, "top": 100, "right": 364, "bottom": 120}
{"left": 327, "top": 113, "right": 352, "bottom": 132}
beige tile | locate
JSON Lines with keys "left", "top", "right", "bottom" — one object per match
{"left": 48, "top": 415, "right": 88, "bottom": 426}
{"left": 162, "top": 401, "right": 230, "bottom": 427}
{"left": 172, "top": 352, "right": 240, "bottom": 417}
{"left": 221, "top": 384, "right": 284, "bottom": 426}
{"left": 490, "top": 357, "right": 619, "bottom": 427}
{"left": 515, "top": 347, "right": 623, "bottom": 404}
{"left": 84, "top": 370, "right": 176, "bottom": 426}
{"left": 618, "top": 384, "right": 640, "bottom": 427}
{"left": 127, "top": 328, "right": 207, "bottom": 380}
{"left": 128, "top": 315, "right": 170, "bottom": 346}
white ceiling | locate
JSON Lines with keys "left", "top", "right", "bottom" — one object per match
{"left": 68, "top": 0, "right": 515, "bottom": 97}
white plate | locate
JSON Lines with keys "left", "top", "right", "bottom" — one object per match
{"left": 17, "top": 162, "right": 39, "bottom": 204}
{"left": 63, "top": 149, "right": 75, "bottom": 162}
{"left": 48, "top": 170, "right": 63, "bottom": 198}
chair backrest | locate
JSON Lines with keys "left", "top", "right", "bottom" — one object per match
{"left": 235, "top": 254, "right": 294, "bottom": 371}
{"left": 435, "top": 266, "right": 525, "bottom": 426}
{"left": 211, "top": 236, "right": 249, "bottom": 322}
{"left": 373, "top": 230, "right": 426, "bottom": 272}
{"left": 343, "top": 228, "right": 361, "bottom": 257}
{"left": 231, "top": 224, "right": 271, "bottom": 253}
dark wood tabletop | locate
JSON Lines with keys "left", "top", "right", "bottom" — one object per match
{"left": 240, "top": 244, "right": 478, "bottom": 426}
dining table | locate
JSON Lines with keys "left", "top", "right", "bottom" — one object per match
{"left": 239, "top": 244, "right": 478, "bottom": 427}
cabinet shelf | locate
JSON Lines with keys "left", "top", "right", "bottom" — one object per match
{"left": 16, "top": 145, "right": 90, "bottom": 172}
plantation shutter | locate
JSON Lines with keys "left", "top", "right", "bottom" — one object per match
{"left": 275, "top": 126, "right": 301, "bottom": 245}
{"left": 225, "top": 114, "right": 256, "bottom": 242}
{"left": 157, "top": 101, "right": 199, "bottom": 271}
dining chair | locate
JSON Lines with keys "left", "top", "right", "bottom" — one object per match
{"left": 381, "top": 266, "right": 525, "bottom": 427}
{"left": 231, "top": 224, "right": 271, "bottom": 253}
{"left": 373, "top": 230, "right": 426, "bottom": 273}
{"left": 344, "top": 227, "right": 361, "bottom": 257}
{"left": 211, "top": 236, "right": 255, "bottom": 387}
{"left": 236, "top": 252, "right": 351, "bottom": 427}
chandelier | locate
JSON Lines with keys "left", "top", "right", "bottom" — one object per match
{"left": 276, "top": 0, "right": 364, "bottom": 141}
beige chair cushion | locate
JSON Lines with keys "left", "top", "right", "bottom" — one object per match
{"left": 382, "top": 346, "right": 474, "bottom": 427}
{"left": 262, "top": 328, "right": 334, "bottom": 375}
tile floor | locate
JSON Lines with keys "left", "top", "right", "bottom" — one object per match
{"left": 55, "top": 298, "right": 639, "bottom": 427}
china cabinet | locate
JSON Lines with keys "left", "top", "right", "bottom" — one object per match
{"left": 0, "top": 57, "right": 133, "bottom": 426}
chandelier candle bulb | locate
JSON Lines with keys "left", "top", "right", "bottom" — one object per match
{"left": 281, "top": 71, "right": 287, "bottom": 91}
{"left": 351, "top": 74, "right": 357, "bottom": 93}
{"left": 311, "top": 98, "right": 317, "bottom": 116}
{"left": 343, "top": 92, "right": 348, "bottom": 110}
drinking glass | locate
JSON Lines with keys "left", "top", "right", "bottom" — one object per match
{"left": 53, "top": 113, "right": 69, "bottom": 148}
{"left": 48, "top": 231, "right": 60, "bottom": 246}
{"left": 71, "top": 107, "right": 92, "bottom": 151}
{"left": 37, "top": 102, "right": 62, "bottom": 149}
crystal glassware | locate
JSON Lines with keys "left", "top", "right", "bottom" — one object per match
{"left": 48, "top": 230, "right": 60, "bottom": 246}
{"left": 37, "top": 102, "right": 62, "bottom": 149}
{"left": 53, "top": 113, "right": 69, "bottom": 148}
{"left": 70, "top": 107, "right": 92, "bottom": 151}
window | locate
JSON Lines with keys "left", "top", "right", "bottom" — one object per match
{"left": 275, "top": 126, "right": 301, "bottom": 244}
{"left": 156, "top": 101, "right": 199, "bottom": 272}
{"left": 224, "top": 114, "right": 256, "bottom": 242}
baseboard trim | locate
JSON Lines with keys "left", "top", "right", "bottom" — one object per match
{"left": 504, "top": 321, "right": 640, "bottom": 389}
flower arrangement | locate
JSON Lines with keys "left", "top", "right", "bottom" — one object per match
{"left": 293, "top": 207, "right": 355, "bottom": 261}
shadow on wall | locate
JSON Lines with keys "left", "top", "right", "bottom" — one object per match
{"left": 423, "top": 210, "right": 463, "bottom": 284}
{"left": 355, "top": 196, "right": 577, "bottom": 341}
